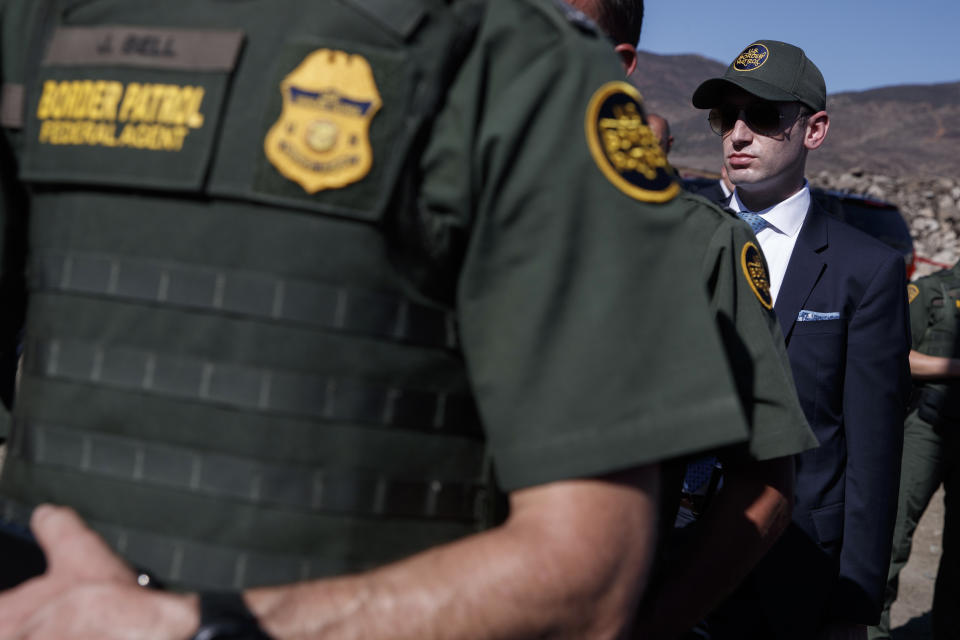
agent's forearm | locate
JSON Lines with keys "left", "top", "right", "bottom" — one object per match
{"left": 246, "top": 467, "right": 660, "bottom": 640}
{"left": 909, "top": 349, "right": 960, "bottom": 380}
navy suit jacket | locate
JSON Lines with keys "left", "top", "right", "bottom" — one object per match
{"left": 686, "top": 180, "right": 729, "bottom": 207}
{"left": 744, "top": 200, "right": 911, "bottom": 633}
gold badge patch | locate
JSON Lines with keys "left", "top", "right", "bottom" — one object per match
{"left": 264, "top": 49, "right": 382, "bottom": 193}
{"left": 907, "top": 283, "right": 920, "bottom": 304}
{"left": 741, "top": 242, "right": 773, "bottom": 310}
{"left": 584, "top": 81, "right": 679, "bottom": 203}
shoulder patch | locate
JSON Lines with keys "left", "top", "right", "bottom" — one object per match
{"left": 550, "top": 0, "right": 600, "bottom": 34}
{"left": 264, "top": 49, "right": 381, "bottom": 194}
{"left": 584, "top": 81, "right": 679, "bottom": 203}
{"left": 908, "top": 283, "right": 920, "bottom": 304}
{"left": 741, "top": 242, "right": 773, "bottom": 310}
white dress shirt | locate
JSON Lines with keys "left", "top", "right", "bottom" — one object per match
{"left": 731, "top": 184, "right": 811, "bottom": 305}
{"left": 719, "top": 179, "right": 732, "bottom": 200}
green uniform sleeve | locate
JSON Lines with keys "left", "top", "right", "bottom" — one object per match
{"left": 422, "top": 0, "right": 750, "bottom": 491}
{"left": 681, "top": 196, "right": 816, "bottom": 461}
{"left": 909, "top": 277, "right": 937, "bottom": 349}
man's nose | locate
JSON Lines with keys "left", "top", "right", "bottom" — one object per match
{"left": 728, "top": 111, "right": 752, "bottom": 141}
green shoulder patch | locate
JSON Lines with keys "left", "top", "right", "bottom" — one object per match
{"left": 584, "top": 81, "right": 679, "bottom": 203}
{"left": 741, "top": 241, "right": 773, "bottom": 310}
{"left": 907, "top": 283, "right": 920, "bottom": 304}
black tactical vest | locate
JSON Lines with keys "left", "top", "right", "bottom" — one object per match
{"left": 0, "top": 0, "right": 494, "bottom": 590}
{"left": 915, "top": 266, "right": 960, "bottom": 429}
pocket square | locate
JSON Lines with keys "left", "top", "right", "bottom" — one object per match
{"left": 797, "top": 309, "right": 841, "bottom": 322}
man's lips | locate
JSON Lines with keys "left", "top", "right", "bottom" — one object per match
{"left": 728, "top": 154, "right": 755, "bottom": 168}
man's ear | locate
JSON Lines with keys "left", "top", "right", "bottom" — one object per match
{"left": 804, "top": 111, "right": 829, "bottom": 150}
{"left": 614, "top": 43, "right": 638, "bottom": 76}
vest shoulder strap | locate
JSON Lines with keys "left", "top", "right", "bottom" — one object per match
{"left": 340, "top": 0, "right": 430, "bottom": 40}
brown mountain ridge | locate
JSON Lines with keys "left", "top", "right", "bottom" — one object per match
{"left": 630, "top": 50, "right": 960, "bottom": 180}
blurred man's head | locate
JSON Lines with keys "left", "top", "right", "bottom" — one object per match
{"left": 646, "top": 113, "right": 673, "bottom": 156}
{"left": 692, "top": 40, "right": 829, "bottom": 211}
{"left": 568, "top": 0, "right": 644, "bottom": 75}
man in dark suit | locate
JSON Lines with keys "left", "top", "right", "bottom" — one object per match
{"left": 691, "top": 40, "right": 911, "bottom": 640}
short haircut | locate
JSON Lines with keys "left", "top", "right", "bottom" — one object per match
{"left": 595, "top": 0, "right": 644, "bottom": 47}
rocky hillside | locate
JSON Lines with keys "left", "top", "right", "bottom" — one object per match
{"left": 630, "top": 50, "right": 960, "bottom": 275}
{"left": 820, "top": 84, "right": 960, "bottom": 178}
{"left": 810, "top": 170, "right": 960, "bottom": 278}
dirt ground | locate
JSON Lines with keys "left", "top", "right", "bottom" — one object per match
{"left": 889, "top": 484, "right": 945, "bottom": 638}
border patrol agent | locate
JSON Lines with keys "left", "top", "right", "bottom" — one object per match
{"left": 869, "top": 266, "right": 960, "bottom": 640}
{"left": 0, "top": 1, "right": 775, "bottom": 637}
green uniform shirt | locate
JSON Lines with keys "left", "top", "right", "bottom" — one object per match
{"left": 0, "top": 0, "right": 755, "bottom": 587}
{"left": 416, "top": 0, "right": 757, "bottom": 490}
{"left": 908, "top": 264, "right": 960, "bottom": 351}
{"left": 908, "top": 262, "right": 960, "bottom": 427}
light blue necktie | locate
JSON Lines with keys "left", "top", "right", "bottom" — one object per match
{"left": 736, "top": 210, "right": 767, "bottom": 235}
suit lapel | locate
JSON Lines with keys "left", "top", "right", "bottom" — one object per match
{"left": 775, "top": 203, "right": 829, "bottom": 343}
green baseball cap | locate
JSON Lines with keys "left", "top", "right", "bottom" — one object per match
{"left": 692, "top": 40, "right": 826, "bottom": 112}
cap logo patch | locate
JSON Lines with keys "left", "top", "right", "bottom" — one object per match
{"left": 264, "top": 49, "right": 381, "bottom": 194}
{"left": 908, "top": 283, "right": 920, "bottom": 304}
{"left": 741, "top": 242, "right": 773, "bottom": 310}
{"left": 734, "top": 44, "right": 770, "bottom": 72}
{"left": 584, "top": 81, "right": 678, "bottom": 203}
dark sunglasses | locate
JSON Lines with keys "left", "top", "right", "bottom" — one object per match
{"left": 708, "top": 102, "right": 802, "bottom": 136}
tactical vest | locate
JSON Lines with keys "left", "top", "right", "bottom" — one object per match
{"left": 915, "top": 266, "right": 960, "bottom": 429}
{"left": 0, "top": 0, "right": 494, "bottom": 590}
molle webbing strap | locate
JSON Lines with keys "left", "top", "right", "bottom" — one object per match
{"left": 23, "top": 339, "right": 482, "bottom": 438}
{"left": 0, "top": 497, "right": 436, "bottom": 588}
{"left": 30, "top": 250, "right": 458, "bottom": 350}
{"left": 9, "top": 424, "right": 486, "bottom": 524}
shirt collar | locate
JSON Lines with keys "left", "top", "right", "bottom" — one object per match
{"left": 732, "top": 181, "right": 810, "bottom": 238}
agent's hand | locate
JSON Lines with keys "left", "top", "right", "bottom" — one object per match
{"left": 0, "top": 505, "right": 198, "bottom": 640}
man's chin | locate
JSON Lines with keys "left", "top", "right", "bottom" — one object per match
{"left": 726, "top": 168, "right": 758, "bottom": 186}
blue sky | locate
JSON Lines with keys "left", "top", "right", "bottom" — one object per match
{"left": 638, "top": 1, "right": 960, "bottom": 93}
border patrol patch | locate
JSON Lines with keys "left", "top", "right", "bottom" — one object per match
{"left": 585, "top": 81, "right": 679, "bottom": 203}
{"left": 908, "top": 283, "right": 920, "bottom": 304}
{"left": 34, "top": 80, "right": 206, "bottom": 151}
{"left": 734, "top": 43, "right": 770, "bottom": 72}
{"left": 264, "top": 49, "right": 381, "bottom": 194}
{"left": 741, "top": 242, "right": 773, "bottom": 310}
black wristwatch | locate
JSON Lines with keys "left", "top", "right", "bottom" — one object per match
{"left": 190, "top": 592, "right": 273, "bottom": 640}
